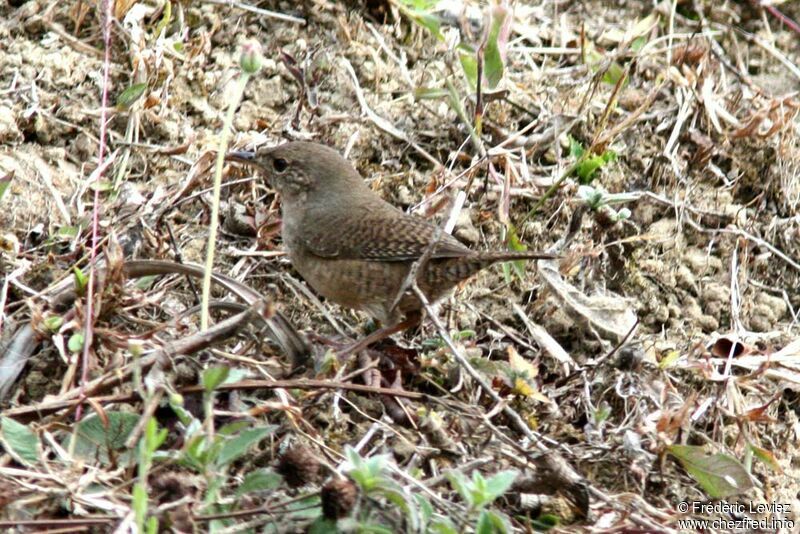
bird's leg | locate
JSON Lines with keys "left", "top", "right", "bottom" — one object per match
{"left": 336, "top": 312, "right": 421, "bottom": 358}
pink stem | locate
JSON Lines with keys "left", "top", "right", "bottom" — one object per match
{"left": 763, "top": 4, "right": 800, "bottom": 36}
{"left": 77, "top": 0, "right": 113, "bottom": 420}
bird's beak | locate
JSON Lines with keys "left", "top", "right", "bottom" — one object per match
{"left": 225, "top": 150, "right": 256, "bottom": 164}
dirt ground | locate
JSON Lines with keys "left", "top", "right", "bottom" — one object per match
{"left": 1, "top": 0, "right": 799, "bottom": 532}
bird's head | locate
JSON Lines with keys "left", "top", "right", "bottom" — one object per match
{"left": 226, "top": 142, "right": 365, "bottom": 207}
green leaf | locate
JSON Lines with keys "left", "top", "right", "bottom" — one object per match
{"left": 414, "top": 87, "right": 449, "bottom": 100}
{"left": 0, "top": 417, "right": 40, "bottom": 465}
{"left": 602, "top": 62, "right": 626, "bottom": 86}
{"left": 73, "top": 266, "right": 88, "bottom": 294}
{"left": 476, "top": 510, "right": 493, "bottom": 534}
{"left": 396, "top": 0, "right": 443, "bottom": 40}
{"left": 574, "top": 150, "right": 616, "bottom": 184}
{"left": 218, "top": 420, "right": 251, "bottom": 437}
{"left": 287, "top": 495, "right": 323, "bottom": 520}
{"left": 430, "top": 518, "right": 459, "bottom": 534}
{"left": 568, "top": 136, "right": 585, "bottom": 158}
{"left": 631, "top": 35, "right": 648, "bottom": 52}
{"left": 415, "top": 494, "right": 433, "bottom": 526}
{"left": 0, "top": 172, "right": 12, "bottom": 203}
{"left": 202, "top": 366, "right": 230, "bottom": 393}
{"left": 748, "top": 444, "right": 782, "bottom": 474}
{"left": 307, "top": 517, "right": 338, "bottom": 534}
{"left": 382, "top": 488, "right": 418, "bottom": 531}
{"left": 480, "top": 510, "right": 512, "bottom": 533}
{"left": 43, "top": 315, "right": 64, "bottom": 332}
{"left": 116, "top": 83, "right": 148, "bottom": 110}
{"left": 484, "top": 470, "right": 517, "bottom": 501}
{"left": 667, "top": 444, "right": 754, "bottom": 498}
{"left": 503, "top": 223, "right": 527, "bottom": 281}
{"left": 216, "top": 426, "right": 275, "bottom": 467}
{"left": 68, "top": 333, "right": 85, "bottom": 353}
{"left": 154, "top": 0, "right": 171, "bottom": 38}
{"left": 236, "top": 468, "right": 283, "bottom": 496}
{"left": 133, "top": 483, "right": 148, "bottom": 530}
{"left": 447, "top": 471, "right": 472, "bottom": 505}
{"left": 70, "top": 412, "right": 140, "bottom": 465}
{"left": 532, "top": 513, "right": 560, "bottom": 530}
{"left": 135, "top": 275, "right": 158, "bottom": 290}
{"left": 482, "top": 4, "right": 511, "bottom": 89}
{"left": 458, "top": 47, "right": 478, "bottom": 89}
{"left": 143, "top": 418, "right": 167, "bottom": 453}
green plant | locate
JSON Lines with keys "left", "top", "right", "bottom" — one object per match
{"left": 171, "top": 366, "right": 281, "bottom": 527}
{"left": 396, "top": 0, "right": 512, "bottom": 145}
{"left": 446, "top": 470, "right": 518, "bottom": 533}
{"left": 568, "top": 137, "right": 617, "bottom": 185}
{"left": 577, "top": 185, "right": 632, "bottom": 223}
{"left": 133, "top": 418, "right": 168, "bottom": 533}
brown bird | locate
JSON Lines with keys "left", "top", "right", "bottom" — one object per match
{"left": 228, "top": 142, "right": 553, "bottom": 351}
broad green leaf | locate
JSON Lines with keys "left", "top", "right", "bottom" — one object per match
{"left": 382, "top": 488, "right": 418, "bottom": 531}
{"left": 287, "top": 495, "right": 323, "bottom": 520}
{"left": 602, "top": 62, "right": 626, "bottom": 86}
{"left": 70, "top": 412, "right": 140, "bottom": 465}
{"left": 58, "top": 225, "right": 80, "bottom": 238}
{"left": 116, "top": 83, "right": 148, "bottom": 110}
{"left": 483, "top": 4, "right": 511, "bottom": 89}
{"left": 668, "top": 444, "right": 754, "bottom": 498}
{"left": 202, "top": 366, "right": 229, "bottom": 392}
{"left": 236, "top": 468, "right": 283, "bottom": 496}
{"left": 430, "top": 518, "right": 459, "bottom": 534}
{"left": 481, "top": 510, "right": 512, "bottom": 533}
{"left": 0, "top": 417, "right": 40, "bottom": 465}
{"left": 447, "top": 471, "right": 472, "bottom": 504}
{"left": 484, "top": 470, "right": 517, "bottom": 501}
{"left": 415, "top": 494, "right": 433, "bottom": 525}
{"left": 307, "top": 517, "right": 338, "bottom": 534}
{"left": 568, "top": 136, "right": 585, "bottom": 158}
{"left": 68, "top": 333, "right": 85, "bottom": 353}
{"left": 216, "top": 426, "right": 275, "bottom": 467}
{"left": 43, "top": 315, "right": 63, "bottom": 332}
{"left": 532, "top": 513, "right": 560, "bottom": 530}
{"left": 396, "top": 0, "right": 443, "bottom": 40}
{"left": 631, "top": 35, "right": 648, "bottom": 53}
{"left": 458, "top": 46, "right": 478, "bottom": 89}
{"left": 476, "top": 510, "right": 493, "bottom": 534}
{"left": 73, "top": 266, "right": 88, "bottom": 293}
{"left": 218, "top": 420, "right": 251, "bottom": 437}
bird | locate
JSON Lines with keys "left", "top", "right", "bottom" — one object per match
{"left": 227, "top": 142, "right": 553, "bottom": 352}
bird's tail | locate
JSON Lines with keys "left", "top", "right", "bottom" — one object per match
{"left": 478, "top": 250, "right": 557, "bottom": 263}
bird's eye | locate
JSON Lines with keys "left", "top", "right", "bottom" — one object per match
{"left": 272, "top": 158, "right": 288, "bottom": 173}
